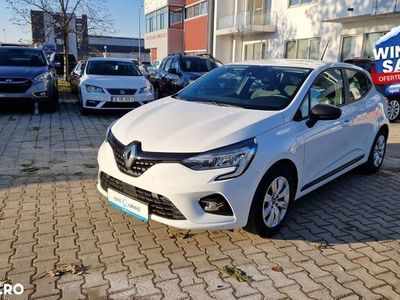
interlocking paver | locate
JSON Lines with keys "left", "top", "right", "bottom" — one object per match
{"left": 0, "top": 102, "right": 399, "bottom": 299}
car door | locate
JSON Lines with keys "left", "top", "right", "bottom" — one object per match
{"left": 168, "top": 58, "right": 182, "bottom": 94}
{"left": 158, "top": 57, "right": 172, "bottom": 97}
{"left": 299, "top": 68, "right": 360, "bottom": 190}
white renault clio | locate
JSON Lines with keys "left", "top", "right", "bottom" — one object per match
{"left": 79, "top": 57, "right": 154, "bottom": 112}
{"left": 97, "top": 60, "right": 389, "bottom": 237}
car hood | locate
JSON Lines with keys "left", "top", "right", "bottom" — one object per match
{"left": 184, "top": 71, "right": 207, "bottom": 80}
{"left": 82, "top": 75, "right": 148, "bottom": 88}
{"left": 0, "top": 66, "right": 48, "bottom": 79}
{"left": 112, "top": 97, "right": 284, "bottom": 152}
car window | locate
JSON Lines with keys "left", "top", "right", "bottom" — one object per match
{"left": 345, "top": 69, "right": 370, "bottom": 102}
{"left": 0, "top": 48, "right": 47, "bottom": 67}
{"left": 181, "top": 57, "right": 218, "bottom": 72}
{"left": 177, "top": 65, "right": 311, "bottom": 111}
{"left": 159, "top": 58, "right": 167, "bottom": 70}
{"left": 170, "top": 58, "right": 179, "bottom": 73}
{"left": 164, "top": 58, "right": 173, "bottom": 72}
{"left": 298, "top": 69, "right": 344, "bottom": 118}
{"left": 86, "top": 60, "right": 141, "bottom": 76}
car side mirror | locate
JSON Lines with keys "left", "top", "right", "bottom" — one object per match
{"left": 306, "top": 104, "right": 342, "bottom": 128}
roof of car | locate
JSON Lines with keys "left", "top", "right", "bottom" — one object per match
{"left": 0, "top": 46, "right": 42, "bottom": 51}
{"left": 87, "top": 57, "right": 134, "bottom": 62}
{"left": 229, "top": 59, "right": 349, "bottom": 69}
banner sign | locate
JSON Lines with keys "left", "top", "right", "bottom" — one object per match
{"left": 373, "top": 26, "right": 400, "bottom": 96}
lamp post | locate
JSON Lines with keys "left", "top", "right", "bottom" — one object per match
{"left": 2, "top": 29, "right": 5, "bottom": 43}
{"left": 138, "top": 4, "right": 143, "bottom": 63}
{"left": 104, "top": 45, "right": 107, "bottom": 57}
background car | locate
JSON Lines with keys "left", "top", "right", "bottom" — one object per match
{"left": 49, "top": 52, "right": 77, "bottom": 77}
{"left": 344, "top": 58, "right": 400, "bottom": 122}
{"left": 69, "top": 60, "right": 86, "bottom": 95}
{"left": 0, "top": 46, "right": 59, "bottom": 111}
{"left": 78, "top": 57, "right": 154, "bottom": 113}
{"left": 98, "top": 60, "right": 389, "bottom": 237}
{"left": 150, "top": 53, "right": 222, "bottom": 99}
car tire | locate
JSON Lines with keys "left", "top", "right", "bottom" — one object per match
{"left": 41, "top": 86, "right": 59, "bottom": 112}
{"left": 361, "top": 129, "right": 387, "bottom": 174}
{"left": 154, "top": 85, "right": 160, "bottom": 100}
{"left": 245, "top": 165, "right": 295, "bottom": 238}
{"left": 387, "top": 99, "right": 400, "bottom": 122}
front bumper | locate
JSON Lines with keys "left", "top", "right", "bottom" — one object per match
{"left": 97, "top": 141, "right": 262, "bottom": 230}
{"left": 0, "top": 81, "right": 53, "bottom": 101}
{"left": 81, "top": 89, "right": 154, "bottom": 110}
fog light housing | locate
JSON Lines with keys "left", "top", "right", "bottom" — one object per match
{"left": 86, "top": 100, "right": 100, "bottom": 107}
{"left": 33, "top": 91, "right": 47, "bottom": 97}
{"left": 199, "top": 194, "right": 233, "bottom": 216}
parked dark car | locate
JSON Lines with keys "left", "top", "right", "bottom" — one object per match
{"left": 49, "top": 52, "right": 77, "bottom": 77}
{"left": 345, "top": 58, "right": 399, "bottom": 122}
{"left": 0, "top": 46, "right": 59, "bottom": 111}
{"left": 69, "top": 60, "right": 86, "bottom": 94}
{"left": 150, "top": 53, "right": 221, "bottom": 99}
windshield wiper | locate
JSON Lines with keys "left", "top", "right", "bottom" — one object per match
{"left": 195, "top": 101, "right": 242, "bottom": 108}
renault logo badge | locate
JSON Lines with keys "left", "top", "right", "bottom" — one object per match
{"left": 123, "top": 143, "right": 139, "bottom": 169}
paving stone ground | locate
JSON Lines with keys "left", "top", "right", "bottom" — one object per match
{"left": 0, "top": 100, "right": 399, "bottom": 300}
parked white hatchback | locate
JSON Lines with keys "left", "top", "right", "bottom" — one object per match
{"left": 97, "top": 59, "right": 389, "bottom": 237}
{"left": 79, "top": 57, "right": 154, "bottom": 112}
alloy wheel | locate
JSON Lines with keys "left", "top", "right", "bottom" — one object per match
{"left": 262, "top": 176, "right": 290, "bottom": 228}
{"left": 388, "top": 99, "right": 400, "bottom": 121}
{"left": 373, "top": 135, "right": 386, "bottom": 167}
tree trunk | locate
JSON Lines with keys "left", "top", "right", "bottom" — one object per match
{"left": 63, "top": 33, "right": 69, "bottom": 81}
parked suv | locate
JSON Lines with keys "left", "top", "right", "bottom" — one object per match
{"left": 0, "top": 46, "right": 59, "bottom": 110}
{"left": 344, "top": 58, "right": 399, "bottom": 122}
{"left": 151, "top": 53, "right": 221, "bottom": 99}
{"left": 97, "top": 60, "right": 389, "bottom": 237}
{"left": 49, "top": 52, "right": 77, "bottom": 77}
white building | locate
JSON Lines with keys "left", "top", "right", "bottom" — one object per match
{"left": 212, "top": 0, "right": 400, "bottom": 64}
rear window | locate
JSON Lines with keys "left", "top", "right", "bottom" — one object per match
{"left": 345, "top": 69, "right": 370, "bottom": 102}
{"left": 86, "top": 60, "right": 141, "bottom": 76}
{"left": 0, "top": 48, "right": 47, "bottom": 67}
{"left": 181, "top": 57, "right": 218, "bottom": 72}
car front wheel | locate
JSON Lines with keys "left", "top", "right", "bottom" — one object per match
{"left": 245, "top": 165, "right": 294, "bottom": 237}
{"left": 387, "top": 99, "right": 400, "bottom": 122}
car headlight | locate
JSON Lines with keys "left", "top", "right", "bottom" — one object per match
{"left": 105, "top": 120, "right": 117, "bottom": 141}
{"left": 35, "top": 72, "right": 50, "bottom": 82}
{"left": 139, "top": 81, "right": 153, "bottom": 94}
{"left": 86, "top": 84, "right": 105, "bottom": 93}
{"left": 182, "top": 138, "right": 257, "bottom": 180}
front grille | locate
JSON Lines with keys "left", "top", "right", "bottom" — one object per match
{"left": 108, "top": 132, "right": 160, "bottom": 177}
{"left": 107, "top": 88, "right": 137, "bottom": 95}
{"left": 103, "top": 102, "right": 141, "bottom": 109}
{"left": 0, "top": 78, "right": 32, "bottom": 93}
{"left": 100, "top": 172, "right": 186, "bottom": 220}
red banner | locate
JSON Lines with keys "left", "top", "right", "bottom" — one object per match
{"left": 371, "top": 66, "right": 400, "bottom": 85}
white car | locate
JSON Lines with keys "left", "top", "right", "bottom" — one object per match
{"left": 79, "top": 57, "right": 154, "bottom": 112}
{"left": 97, "top": 59, "right": 389, "bottom": 237}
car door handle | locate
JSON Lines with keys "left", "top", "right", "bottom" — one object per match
{"left": 342, "top": 120, "right": 352, "bottom": 127}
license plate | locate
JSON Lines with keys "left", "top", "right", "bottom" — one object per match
{"left": 108, "top": 189, "right": 148, "bottom": 221}
{"left": 111, "top": 96, "right": 135, "bottom": 102}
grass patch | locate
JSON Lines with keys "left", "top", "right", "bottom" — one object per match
{"left": 220, "top": 265, "right": 254, "bottom": 282}
{"left": 58, "top": 80, "right": 71, "bottom": 95}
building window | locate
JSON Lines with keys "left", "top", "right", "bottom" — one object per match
{"left": 289, "top": 0, "right": 316, "bottom": 7}
{"left": 340, "top": 36, "right": 357, "bottom": 61}
{"left": 285, "top": 38, "right": 320, "bottom": 59}
{"left": 363, "top": 32, "right": 387, "bottom": 59}
{"left": 185, "top": 1, "right": 208, "bottom": 19}
{"left": 244, "top": 41, "right": 268, "bottom": 60}
{"left": 146, "top": 7, "right": 169, "bottom": 33}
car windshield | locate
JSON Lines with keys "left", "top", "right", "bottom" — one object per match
{"left": 181, "top": 57, "right": 218, "bottom": 72}
{"left": 86, "top": 60, "right": 141, "bottom": 76}
{"left": 0, "top": 48, "right": 47, "bottom": 67}
{"left": 177, "top": 65, "right": 312, "bottom": 110}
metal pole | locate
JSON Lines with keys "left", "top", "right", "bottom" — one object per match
{"left": 2, "top": 29, "right": 5, "bottom": 43}
{"left": 138, "top": 5, "right": 142, "bottom": 63}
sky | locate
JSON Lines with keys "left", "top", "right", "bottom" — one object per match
{"left": 0, "top": 0, "right": 146, "bottom": 43}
